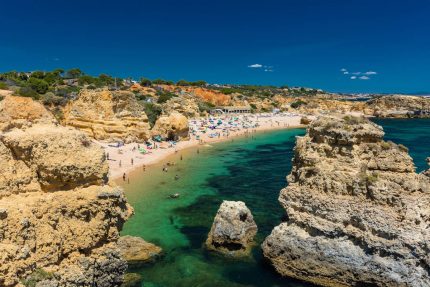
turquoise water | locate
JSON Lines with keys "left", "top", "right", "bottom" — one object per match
{"left": 121, "top": 119, "right": 430, "bottom": 287}
{"left": 373, "top": 118, "right": 430, "bottom": 171}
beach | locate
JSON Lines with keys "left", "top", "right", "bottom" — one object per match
{"left": 98, "top": 113, "right": 305, "bottom": 180}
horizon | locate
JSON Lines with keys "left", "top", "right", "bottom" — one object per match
{"left": 1, "top": 0, "right": 429, "bottom": 94}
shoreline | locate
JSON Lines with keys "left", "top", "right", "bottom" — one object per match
{"left": 98, "top": 114, "right": 306, "bottom": 181}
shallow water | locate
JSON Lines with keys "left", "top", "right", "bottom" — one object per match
{"left": 121, "top": 119, "right": 430, "bottom": 287}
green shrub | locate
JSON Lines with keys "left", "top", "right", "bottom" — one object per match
{"left": 21, "top": 268, "right": 54, "bottom": 287}
{"left": 17, "top": 87, "right": 40, "bottom": 99}
{"left": 143, "top": 103, "right": 162, "bottom": 127}
{"left": 140, "top": 78, "right": 152, "bottom": 87}
{"left": 28, "top": 78, "right": 49, "bottom": 94}
{"left": 0, "top": 82, "right": 8, "bottom": 89}
{"left": 197, "top": 101, "right": 215, "bottom": 113}
{"left": 290, "top": 100, "right": 306, "bottom": 109}
{"left": 157, "top": 91, "right": 176, "bottom": 103}
{"left": 41, "top": 92, "right": 67, "bottom": 106}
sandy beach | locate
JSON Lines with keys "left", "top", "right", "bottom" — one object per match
{"left": 98, "top": 113, "right": 306, "bottom": 180}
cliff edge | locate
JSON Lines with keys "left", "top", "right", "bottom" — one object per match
{"left": 0, "top": 96, "right": 133, "bottom": 287}
{"left": 262, "top": 116, "right": 430, "bottom": 286}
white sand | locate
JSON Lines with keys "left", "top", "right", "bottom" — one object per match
{"left": 98, "top": 113, "right": 306, "bottom": 180}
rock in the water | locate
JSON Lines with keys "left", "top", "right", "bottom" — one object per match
{"left": 206, "top": 201, "right": 257, "bottom": 256}
{"left": 121, "top": 273, "right": 143, "bottom": 287}
{"left": 262, "top": 116, "right": 430, "bottom": 286}
{"left": 117, "top": 235, "right": 162, "bottom": 264}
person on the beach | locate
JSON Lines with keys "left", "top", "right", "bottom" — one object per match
{"left": 131, "top": 158, "right": 134, "bottom": 165}
{"left": 106, "top": 152, "right": 109, "bottom": 160}
{"left": 122, "top": 173, "right": 126, "bottom": 181}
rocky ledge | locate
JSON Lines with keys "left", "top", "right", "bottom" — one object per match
{"left": 262, "top": 116, "right": 430, "bottom": 286}
{"left": 206, "top": 201, "right": 257, "bottom": 256}
{"left": 0, "top": 96, "right": 133, "bottom": 287}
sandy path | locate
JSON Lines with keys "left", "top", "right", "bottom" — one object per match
{"left": 98, "top": 113, "right": 306, "bottom": 180}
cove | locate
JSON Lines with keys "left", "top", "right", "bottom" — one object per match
{"left": 120, "top": 119, "right": 430, "bottom": 287}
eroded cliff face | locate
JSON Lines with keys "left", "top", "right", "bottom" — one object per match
{"left": 0, "top": 96, "right": 132, "bottom": 286}
{"left": 63, "top": 89, "right": 151, "bottom": 143}
{"left": 367, "top": 95, "right": 430, "bottom": 118}
{"left": 262, "top": 116, "right": 430, "bottom": 287}
{"left": 151, "top": 111, "right": 189, "bottom": 141}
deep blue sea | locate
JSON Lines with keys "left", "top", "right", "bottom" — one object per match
{"left": 121, "top": 119, "right": 430, "bottom": 287}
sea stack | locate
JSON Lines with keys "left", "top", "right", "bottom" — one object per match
{"left": 262, "top": 116, "right": 430, "bottom": 286}
{"left": 206, "top": 201, "right": 257, "bottom": 256}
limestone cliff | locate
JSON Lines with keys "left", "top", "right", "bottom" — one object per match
{"left": 63, "top": 89, "right": 151, "bottom": 142}
{"left": 0, "top": 96, "right": 132, "bottom": 286}
{"left": 367, "top": 95, "right": 430, "bottom": 118}
{"left": 262, "top": 116, "right": 430, "bottom": 286}
{"left": 151, "top": 111, "right": 189, "bottom": 141}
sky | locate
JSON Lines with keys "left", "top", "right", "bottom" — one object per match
{"left": 0, "top": 0, "right": 429, "bottom": 93}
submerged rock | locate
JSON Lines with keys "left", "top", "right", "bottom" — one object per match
{"left": 121, "top": 273, "right": 143, "bottom": 287}
{"left": 262, "top": 116, "right": 430, "bottom": 286}
{"left": 206, "top": 201, "right": 257, "bottom": 256}
{"left": 117, "top": 235, "right": 162, "bottom": 265}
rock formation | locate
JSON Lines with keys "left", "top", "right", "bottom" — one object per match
{"left": 206, "top": 201, "right": 257, "bottom": 256}
{"left": 0, "top": 95, "right": 56, "bottom": 131}
{"left": 117, "top": 235, "right": 162, "bottom": 265}
{"left": 367, "top": 95, "right": 430, "bottom": 118}
{"left": 162, "top": 96, "right": 200, "bottom": 118}
{"left": 63, "top": 89, "right": 151, "bottom": 142}
{"left": 262, "top": 116, "right": 430, "bottom": 286}
{"left": 0, "top": 96, "right": 133, "bottom": 286}
{"left": 151, "top": 111, "right": 189, "bottom": 141}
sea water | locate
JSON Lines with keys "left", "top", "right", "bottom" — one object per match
{"left": 121, "top": 119, "right": 430, "bottom": 287}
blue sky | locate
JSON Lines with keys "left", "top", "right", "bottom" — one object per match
{"left": 1, "top": 0, "right": 429, "bottom": 93}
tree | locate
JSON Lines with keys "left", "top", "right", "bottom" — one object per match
{"left": 28, "top": 78, "right": 49, "bottom": 94}
{"left": 176, "top": 80, "right": 190, "bottom": 86}
{"left": 31, "top": 71, "right": 45, "bottom": 79}
{"left": 66, "top": 68, "right": 82, "bottom": 78}
{"left": 140, "top": 78, "right": 152, "bottom": 87}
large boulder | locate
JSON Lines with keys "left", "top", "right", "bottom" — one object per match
{"left": 262, "top": 116, "right": 430, "bottom": 286}
{"left": 151, "top": 111, "right": 189, "bottom": 141}
{"left": 117, "top": 235, "right": 162, "bottom": 265}
{"left": 63, "top": 89, "right": 151, "bottom": 142}
{"left": 206, "top": 201, "right": 257, "bottom": 256}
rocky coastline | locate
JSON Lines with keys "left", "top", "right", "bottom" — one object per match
{"left": 262, "top": 116, "right": 430, "bottom": 286}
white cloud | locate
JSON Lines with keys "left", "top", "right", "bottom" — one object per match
{"left": 264, "top": 69, "right": 274, "bottom": 72}
{"left": 364, "top": 71, "right": 377, "bottom": 75}
{"left": 341, "top": 68, "right": 347, "bottom": 72}
{"left": 359, "top": 76, "right": 370, "bottom": 80}
{"left": 248, "top": 64, "right": 262, "bottom": 68}
{"left": 350, "top": 76, "right": 357, "bottom": 80}
{"left": 351, "top": 72, "right": 361, "bottom": 75}
{"left": 343, "top": 71, "right": 349, "bottom": 75}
